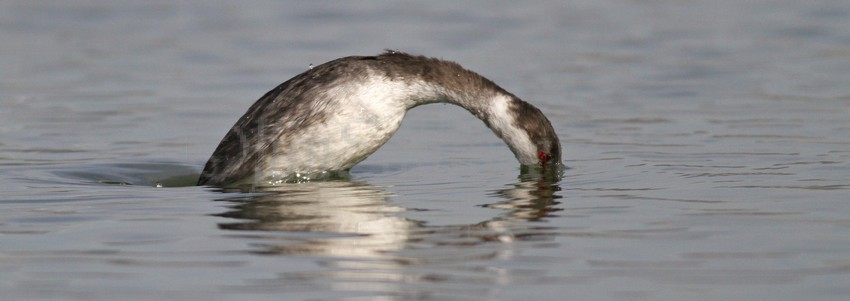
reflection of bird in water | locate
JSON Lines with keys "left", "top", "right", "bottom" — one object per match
{"left": 213, "top": 176, "right": 561, "bottom": 295}
{"left": 215, "top": 173, "right": 561, "bottom": 257}
{"left": 217, "top": 181, "right": 417, "bottom": 258}
{"left": 486, "top": 178, "right": 563, "bottom": 222}
{"left": 198, "top": 51, "right": 561, "bottom": 187}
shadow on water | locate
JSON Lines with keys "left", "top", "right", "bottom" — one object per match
{"left": 51, "top": 161, "right": 201, "bottom": 187}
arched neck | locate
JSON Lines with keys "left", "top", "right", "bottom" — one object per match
{"left": 361, "top": 51, "right": 560, "bottom": 166}
{"left": 369, "top": 53, "right": 544, "bottom": 165}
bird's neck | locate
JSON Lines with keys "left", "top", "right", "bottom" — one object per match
{"left": 364, "top": 52, "right": 553, "bottom": 165}
{"left": 400, "top": 78, "right": 540, "bottom": 165}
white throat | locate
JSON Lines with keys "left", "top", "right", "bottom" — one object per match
{"left": 484, "top": 94, "right": 538, "bottom": 165}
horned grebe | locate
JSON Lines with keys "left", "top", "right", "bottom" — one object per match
{"left": 198, "top": 51, "right": 561, "bottom": 186}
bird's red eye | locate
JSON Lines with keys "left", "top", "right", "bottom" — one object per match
{"left": 537, "top": 151, "right": 551, "bottom": 164}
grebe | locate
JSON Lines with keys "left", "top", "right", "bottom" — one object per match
{"left": 198, "top": 51, "right": 561, "bottom": 186}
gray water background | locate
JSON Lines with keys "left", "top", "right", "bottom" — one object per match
{"left": 2, "top": 1, "right": 850, "bottom": 300}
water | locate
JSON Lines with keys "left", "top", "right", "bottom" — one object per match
{"left": 2, "top": 1, "right": 849, "bottom": 300}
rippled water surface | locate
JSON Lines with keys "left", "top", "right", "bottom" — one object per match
{"left": 2, "top": 1, "right": 850, "bottom": 300}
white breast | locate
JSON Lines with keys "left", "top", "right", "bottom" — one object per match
{"left": 262, "top": 78, "right": 428, "bottom": 182}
